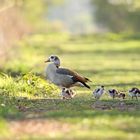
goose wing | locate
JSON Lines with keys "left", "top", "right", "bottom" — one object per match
{"left": 56, "top": 68, "right": 91, "bottom": 89}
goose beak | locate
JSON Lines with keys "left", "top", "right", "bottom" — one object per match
{"left": 44, "top": 59, "right": 50, "bottom": 63}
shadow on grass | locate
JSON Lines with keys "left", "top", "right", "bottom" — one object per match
{"left": 63, "top": 48, "right": 140, "bottom": 56}
{"left": 77, "top": 68, "right": 140, "bottom": 75}
{"left": 1, "top": 67, "right": 140, "bottom": 80}
{"left": 1, "top": 97, "right": 139, "bottom": 121}
{"left": 95, "top": 82, "right": 140, "bottom": 87}
{"left": 1, "top": 95, "right": 140, "bottom": 139}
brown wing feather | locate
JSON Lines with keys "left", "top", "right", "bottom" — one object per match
{"left": 56, "top": 68, "right": 90, "bottom": 82}
{"left": 56, "top": 68, "right": 91, "bottom": 88}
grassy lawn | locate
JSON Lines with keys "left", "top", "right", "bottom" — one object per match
{"left": 0, "top": 33, "right": 140, "bottom": 140}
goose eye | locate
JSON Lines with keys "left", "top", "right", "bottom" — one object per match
{"left": 51, "top": 56, "right": 54, "bottom": 59}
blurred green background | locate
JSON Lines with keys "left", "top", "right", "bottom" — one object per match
{"left": 0, "top": 0, "right": 140, "bottom": 140}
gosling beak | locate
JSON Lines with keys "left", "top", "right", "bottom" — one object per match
{"left": 44, "top": 59, "right": 50, "bottom": 63}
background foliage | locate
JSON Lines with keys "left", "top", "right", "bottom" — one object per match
{"left": 0, "top": 0, "right": 140, "bottom": 139}
{"left": 92, "top": 0, "right": 140, "bottom": 32}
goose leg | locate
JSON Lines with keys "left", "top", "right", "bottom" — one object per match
{"left": 62, "top": 96, "right": 66, "bottom": 100}
{"left": 113, "top": 95, "right": 115, "bottom": 100}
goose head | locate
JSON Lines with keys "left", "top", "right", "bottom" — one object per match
{"left": 45, "top": 55, "right": 60, "bottom": 67}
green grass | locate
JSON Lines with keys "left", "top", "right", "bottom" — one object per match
{"left": 0, "top": 33, "right": 140, "bottom": 139}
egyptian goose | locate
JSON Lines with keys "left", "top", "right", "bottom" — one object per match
{"left": 129, "top": 87, "right": 140, "bottom": 100}
{"left": 45, "top": 55, "right": 91, "bottom": 93}
{"left": 93, "top": 86, "right": 104, "bottom": 100}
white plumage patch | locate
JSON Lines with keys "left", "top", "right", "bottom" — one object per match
{"left": 93, "top": 86, "right": 104, "bottom": 100}
{"left": 128, "top": 87, "right": 140, "bottom": 98}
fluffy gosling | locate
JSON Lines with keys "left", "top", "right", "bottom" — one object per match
{"left": 108, "top": 89, "right": 118, "bottom": 99}
{"left": 93, "top": 86, "right": 104, "bottom": 100}
{"left": 61, "top": 88, "right": 76, "bottom": 99}
{"left": 128, "top": 87, "right": 140, "bottom": 100}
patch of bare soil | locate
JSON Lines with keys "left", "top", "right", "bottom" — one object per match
{"left": 9, "top": 119, "right": 72, "bottom": 137}
{"left": 91, "top": 101, "right": 139, "bottom": 111}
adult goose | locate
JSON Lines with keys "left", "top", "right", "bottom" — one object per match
{"left": 45, "top": 55, "right": 91, "bottom": 93}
